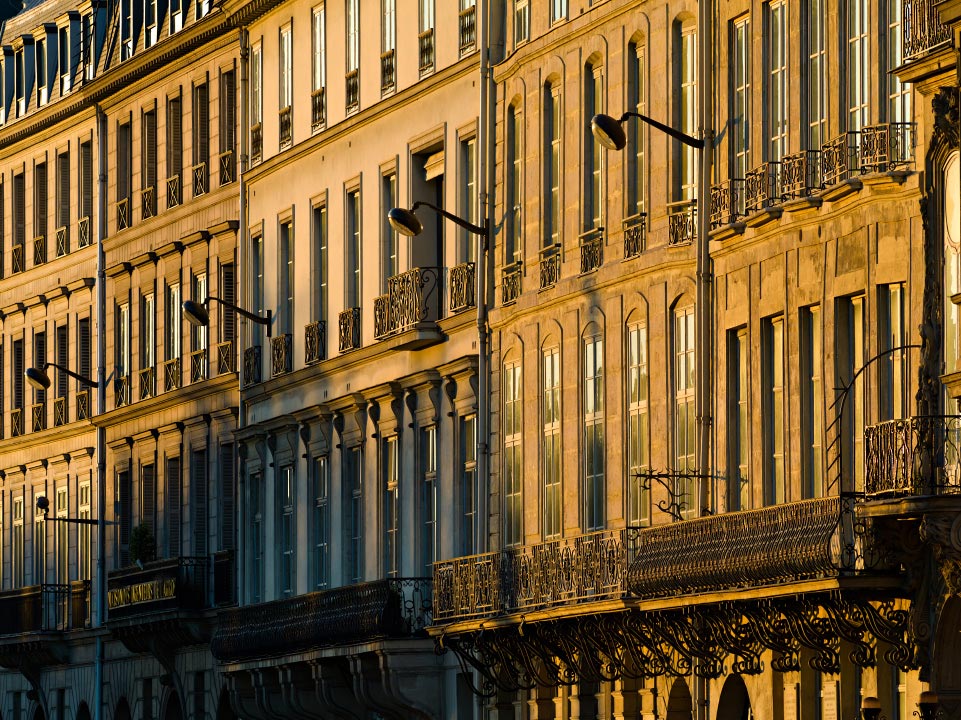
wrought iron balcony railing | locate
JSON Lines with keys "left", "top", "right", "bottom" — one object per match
{"left": 11, "top": 243, "right": 23, "bottom": 273}
{"left": 166, "top": 174, "right": 182, "bottom": 208}
{"left": 0, "top": 582, "right": 90, "bottom": 635}
{"left": 745, "top": 161, "right": 782, "bottom": 214}
{"left": 117, "top": 198, "right": 130, "bottom": 231}
{"left": 821, "top": 131, "right": 861, "bottom": 187}
{"left": 55, "top": 226, "right": 68, "bottom": 257}
{"left": 904, "top": 0, "right": 951, "bottom": 62}
{"left": 216, "top": 340, "right": 234, "bottom": 375}
{"left": 667, "top": 200, "right": 697, "bottom": 246}
{"left": 76, "top": 389, "right": 90, "bottom": 420}
{"left": 865, "top": 415, "right": 961, "bottom": 496}
{"left": 305, "top": 321, "right": 326, "bottom": 364}
{"left": 138, "top": 366, "right": 155, "bottom": 400}
{"left": 10, "top": 408, "right": 23, "bottom": 437}
{"left": 579, "top": 227, "right": 604, "bottom": 274}
{"left": 459, "top": 5, "right": 477, "bottom": 53}
{"left": 271, "top": 334, "right": 292, "bottom": 376}
{"left": 192, "top": 162, "right": 208, "bottom": 197}
{"left": 339, "top": 307, "right": 362, "bottom": 352}
{"left": 115, "top": 375, "right": 130, "bottom": 408}
{"left": 540, "top": 245, "right": 560, "bottom": 290}
{"left": 107, "top": 556, "right": 207, "bottom": 621}
{"left": 33, "top": 235, "right": 46, "bottom": 265}
{"left": 250, "top": 123, "right": 263, "bottom": 164}
{"left": 860, "top": 122, "right": 917, "bottom": 172}
{"left": 710, "top": 179, "right": 744, "bottom": 229}
{"left": 374, "top": 268, "right": 442, "bottom": 340}
{"left": 190, "top": 348, "right": 207, "bottom": 383}
{"left": 218, "top": 150, "right": 235, "bottom": 185}
{"left": 345, "top": 70, "right": 359, "bottom": 113}
{"left": 53, "top": 396, "right": 66, "bottom": 427}
{"left": 502, "top": 261, "right": 522, "bottom": 304}
{"left": 418, "top": 29, "right": 435, "bottom": 73}
{"left": 449, "top": 262, "right": 476, "bottom": 312}
{"left": 312, "top": 88, "right": 326, "bottom": 131}
{"left": 374, "top": 294, "right": 390, "bottom": 341}
{"left": 381, "top": 49, "right": 396, "bottom": 93}
{"left": 78, "top": 216, "right": 91, "bottom": 248}
{"left": 780, "top": 150, "right": 821, "bottom": 198}
{"left": 211, "top": 578, "right": 432, "bottom": 663}
{"left": 31, "top": 402, "right": 46, "bottom": 432}
{"left": 623, "top": 213, "right": 646, "bottom": 258}
{"left": 162, "top": 358, "right": 181, "bottom": 392}
{"left": 243, "top": 345, "right": 262, "bottom": 386}
{"left": 141, "top": 186, "right": 155, "bottom": 220}
{"left": 279, "top": 106, "right": 292, "bottom": 148}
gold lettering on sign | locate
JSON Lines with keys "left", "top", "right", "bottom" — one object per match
{"left": 107, "top": 578, "right": 177, "bottom": 609}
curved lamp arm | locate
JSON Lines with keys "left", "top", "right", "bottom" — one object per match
{"left": 207, "top": 296, "right": 272, "bottom": 327}
{"left": 185, "top": 297, "right": 272, "bottom": 338}
{"left": 32, "top": 363, "right": 97, "bottom": 388}
{"left": 619, "top": 111, "right": 704, "bottom": 149}
{"left": 411, "top": 201, "right": 489, "bottom": 237}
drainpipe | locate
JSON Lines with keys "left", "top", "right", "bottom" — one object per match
{"left": 237, "top": 26, "right": 248, "bottom": 603}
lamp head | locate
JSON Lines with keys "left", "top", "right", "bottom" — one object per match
{"left": 25, "top": 366, "right": 51, "bottom": 392}
{"left": 182, "top": 299, "right": 210, "bottom": 327}
{"left": 388, "top": 207, "right": 423, "bottom": 237}
{"left": 591, "top": 113, "right": 627, "bottom": 151}
{"left": 36, "top": 495, "right": 49, "bottom": 513}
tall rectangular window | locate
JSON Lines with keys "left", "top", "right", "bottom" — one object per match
{"left": 627, "top": 325, "right": 650, "bottom": 525}
{"left": 421, "top": 425, "right": 437, "bottom": 575}
{"left": 142, "top": 109, "right": 157, "bottom": 216}
{"left": 141, "top": 463, "right": 155, "bottom": 534}
{"left": 729, "top": 328, "right": 751, "bottom": 509}
{"left": 34, "top": 161, "right": 47, "bottom": 250}
{"left": 346, "top": 446, "right": 363, "bottom": 583}
{"left": 12, "top": 496, "right": 23, "bottom": 587}
{"left": 80, "top": 141, "right": 93, "bottom": 231}
{"left": 56, "top": 151, "right": 70, "bottom": 245}
{"left": 504, "top": 363, "right": 522, "bottom": 547}
{"left": 628, "top": 44, "right": 646, "bottom": 216}
{"left": 166, "top": 282, "right": 181, "bottom": 360}
{"left": 678, "top": 25, "right": 697, "bottom": 200}
{"left": 118, "top": 471, "right": 131, "bottom": 566}
{"left": 36, "top": 39, "right": 47, "bottom": 105}
{"left": 545, "top": 86, "right": 561, "bottom": 246}
{"left": 382, "top": 174, "right": 397, "bottom": 289}
{"left": 192, "top": 272, "right": 207, "bottom": 351}
{"left": 249, "top": 43, "right": 262, "bottom": 142}
{"left": 33, "top": 330, "right": 46, "bottom": 406}
{"left": 166, "top": 95, "right": 183, "bottom": 205}
{"left": 279, "top": 25, "right": 292, "bottom": 115}
{"left": 279, "top": 464, "right": 294, "bottom": 595}
{"left": 219, "top": 443, "right": 235, "bottom": 551}
{"left": 551, "top": 0, "right": 567, "bottom": 23}
{"left": 585, "top": 65, "right": 604, "bottom": 229}
{"left": 312, "top": 6, "right": 326, "bottom": 128}
{"left": 847, "top": 0, "right": 869, "bottom": 131}
{"left": 313, "top": 456, "right": 329, "bottom": 589}
{"left": 117, "top": 123, "right": 131, "bottom": 228}
{"left": 880, "top": 284, "right": 907, "bottom": 421}
{"left": 802, "top": 306, "right": 824, "bottom": 498}
{"left": 346, "top": 189, "right": 361, "bottom": 308}
{"left": 674, "top": 306, "right": 696, "bottom": 517}
{"left": 806, "top": 0, "right": 827, "bottom": 148}
{"left": 584, "top": 336, "right": 604, "bottom": 530}
{"left": 142, "top": 292, "right": 155, "bottom": 369}
{"left": 78, "top": 318, "right": 91, "bottom": 392}
{"left": 13, "top": 339, "right": 23, "bottom": 413}
{"left": 166, "top": 456, "right": 182, "bottom": 558}
{"left": 515, "top": 0, "right": 529, "bottom": 44}
{"left": 34, "top": 492, "right": 46, "bottom": 583}
{"left": 764, "top": 316, "right": 786, "bottom": 504}
{"left": 117, "top": 302, "right": 130, "bottom": 379}
{"left": 55, "top": 324, "right": 67, "bottom": 401}
{"left": 459, "top": 138, "right": 477, "bottom": 264}
{"left": 767, "top": 1, "right": 788, "bottom": 160}
{"left": 313, "top": 203, "right": 328, "bottom": 323}
{"left": 838, "top": 295, "right": 865, "bottom": 491}
{"left": 382, "top": 0, "right": 395, "bottom": 56}
{"left": 220, "top": 70, "right": 236, "bottom": 184}
{"left": 279, "top": 221, "right": 294, "bottom": 334}
{"left": 248, "top": 471, "right": 262, "bottom": 602}
{"left": 888, "top": 0, "right": 911, "bottom": 123}
{"left": 543, "top": 348, "right": 561, "bottom": 538}
{"left": 78, "top": 480, "right": 91, "bottom": 579}
{"left": 506, "top": 105, "right": 521, "bottom": 263}
{"left": 251, "top": 235, "right": 264, "bottom": 326}
{"left": 13, "top": 171, "right": 23, "bottom": 271}
{"left": 732, "top": 17, "right": 751, "bottom": 179}
{"left": 460, "top": 416, "right": 477, "bottom": 554}
{"left": 190, "top": 449, "right": 207, "bottom": 556}
{"left": 383, "top": 436, "right": 399, "bottom": 578}
{"left": 346, "top": 0, "right": 360, "bottom": 73}
{"left": 192, "top": 83, "right": 209, "bottom": 195}
{"left": 55, "top": 487, "right": 67, "bottom": 583}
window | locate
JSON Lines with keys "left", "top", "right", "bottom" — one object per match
{"left": 838, "top": 295, "right": 865, "bottom": 491}
{"left": 55, "top": 323, "right": 67, "bottom": 404}
{"left": 80, "top": 141, "right": 93, "bottom": 234}
{"left": 504, "top": 363, "right": 522, "bottom": 547}
{"left": 584, "top": 336, "right": 604, "bottom": 531}
{"left": 219, "top": 443, "right": 235, "bottom": 551}
{"left": 58, "top": 27, "right": 71, "bottom": 93}
{"left": 627, "top": 324, "right": 650, "bottom": 525}
{"left": 419, "top": 0, "right": 434, "bottom": 72}
{"left": 421, "top": 426, "right": 437, "bottom": 575}
{"left": 33, "top": 492, "right": 46, "bottom": 583}
{"left": 36, "top": 38, "right": 47, "bottom": 105}
{"left": 313, "top": 456, "right": 329, "bottom": 589}
{"left": 33, "top": 330, "right": 46, "bottom": 406}
{"left": 729, "top": 328, "right": 750, "bottom": 509}
{"left": 140, "top": 109, "right": 157, "bottom": 219}
{"left": 78, "top": 480, "right": 91, "bottom": 579}
{"left": 628, "top": 43, "right": 646, "bottom": 216}
{"left": 219, "top": 70, "right": 236, "bottom": 183}
{"left": 880, "top": 284, "right": 907, "bottom": 421}
{"left": 118, "top": 470, "right": 131, "bottom": 565}
{"left": 459, "top": 137, "right": 477, "bottom": 264}
{"left": 142, "top": 292, "right": 155, "bottom": 369}
{"left": 674, "top": 306, "right": 695, "bottom": 517}
{"left": 117, "top": 302, "right": 131, "bottom": 379}
{"left": 382, "top": 173, "right": 398, "bottom": 289}
{"left": 383, "top": 0, "right": 395, "bottom": 57}
{"left": 190, "top": 449, "right": 207, "bottom": 556}
{"left": 460, "top": 416, "right": 477, "bottom": 554}
{"left": 764, "top": 316, "right": 785, "bottom": 504}
{"left": 13, "top": 496, "right": 23, "bottom": 587}
{"left": 251, "top": 234, "right": 264, "bottom": 329}
{"left": 551, "top": 0, "right": 567, "bottom": 23}
{"left": 585, "top": 64, "right": 604, "bottom": 229}
{"left": 170, "top": 0, "right": 183, "bottom": 34}
{"left": 15, "top": 48, "right": 23, "bottom": 117}
{"left": 117, "top": 123, "right": 132, "bottom": 229}
{"left": 545, "top": 85, "right": 561, "bottom": 246}
{"left": 806, "top": 0, "right": 827, "bottom": 148}
{"left": 767, "top": 0, "right": 788, "bottom": 160}
{"left": 346, "top": 0, "right": 360, "bottom": 73}
{"left": 732, "top": 17, "right": 751, "bottom": 179}
{"left": 250, "top": 43, "right": 262, "bottom": 160}
{"left": 55, "top": 487, "right": 67, "bottom": 583}
{"left": 120, "top": 0, "right": 133, "bottom": 60}
{"left": 167, "top": 95, "right": 183, "bottom": 206}
{"left": 145, "top": 0, "right": 157, "bottom": 47}
{"left": 313, "top": 203, "right": 328, "bottom": 324}
{"left": 506, "top": 105, "right": 522, "bottom": 263}
{"left": 192, "top": 272, "right": 207, "bottom": 352}
{"left": 13, "top": 339, "right": 23, "bottom": 414}
{"left": 383, "top": 436, "right": 399, "bottom": 578}
{"left": 57, "top": 151, "right": 70, "bottom": 247}
{"left": 678, "top": 24, "right": 697, "bottom": 199}
{"left": 248, "top": 471, "right": 262, "bottom": 602}
{"left": 166, "top": 282, "right": 181, "bottom": 360}
{"left": 346, "top": 189, "right": 361, "bottom": 308}
{"left": 888, "top": 0, "right": 911, "bottom": 123}
{"left": 141, "top": 463, "right": 155, "bottom": 533}
{"left": 312, "top": 6, "right": 326, "bottom": 128}
{"left": 13, "top": 171, "right": 24, "bottom": 271}
{"left": 847, "top": 0, "right": 869, "bottom": 131}
{"left": 166, "top": 455, "right": 182, "bottom": 557}
{"left": 346, "top": 446, "right": 363, "bottom": 583}
{"left": 543, "top": 348, "right": 561, "bottom": 538}
{"left": 802, "top": 306, "right": 824, "bottom": 498}
{"left": 946, "top": 154, "right": 960, "bottom": 381}
{"left": 279, "top": 24, "right": 292, "bottom": 147}
{"left": 192, "top": 83, "right": 209, "bottom": 195}
{"left": 515, "top": 0, "right": 529, "bottom": 44}
{"left": 35, "top": 161, "right": 48, "bottom": 252}
{"left": 279, "top": 222, "right": 294, "bottom": 334}
{"left": 78, "top": 318, "right": 92, "bottom": 392}
{"left": 279, "top": 464, "right": 294, "bottom": 595}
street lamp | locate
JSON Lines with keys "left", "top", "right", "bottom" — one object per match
{"left": 590, "top": 111, "right": 705, "bottom": 151}
{"left": 388, "top": 200, "right": 488, "bottom": 238}
{"left": 182, "top": 297, "right": 272, "bottom": 337}
{"left": 25, "top": 362, "right": 97, "bottom": 392}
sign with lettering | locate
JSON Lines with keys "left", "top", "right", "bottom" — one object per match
{"left": 784, "top": 683, "right": 799, "bottom": 720}
{"left": 822, "top": 680, "right": 839, "bottom": 720}
{"left": 107, "top": 577, "right": 177, "bottom": 610}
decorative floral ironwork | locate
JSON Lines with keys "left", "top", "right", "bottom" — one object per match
{"left": 865, "top": 415, "right": 961, "bottom": 496}
{"left": 243, "top": 345, "right": 262, "bottom": 387}
{"left": 375, "top": 267, "right": 441, "bottom": 340}
{"left": 418, "top": 29, "right": 435, "bottom": 73}
{"left": 380, "top": 49, "right": 396, "bottom": 93}
{"left": 374, "top": 294, "right": 391, "bottom": 340}
{"left": 710, "top": 179, "right": 743, "bottom": 228}
{"left": 539, "top": 244, "right": 560, "bottom": 289}
{"left": 502, "top": 262, "right": 522, "bottom": 304}
{"left": 579, "top": 227, "right": 603, "bottom": 274}
{"left": 860, "top": 122, "right": 917, "bottom": 172}
{"left": 781, "top": 150, "right": 821, "bottom": 198}
{"left": 667, "top": 200, "right": 696, "bottom": 246}
{"left": 270, "top": 334, "right": 292, "bottom": 376}
{"left": 821, "top": 131, "right": 861, "bottom": 187}
{"left": 623, "top": 213, "right": 646, "bottom": 258}
{"left": 162, "top": 358, "right": 181, "bottom": 392}
{"left": 459, "top": 5, "right": 476, "bottom": 53}
{"left": 216, "top": 341, "right": 234, "bottom": 375}
{"left": 449, "top": 262, "right": 475, "bottom": 312}
{"left": 311, "top": 88, "right": 326, "bottom": 130}
{"left": 305, "top": 321, "right": 326, "bottom": 364}
{"left": 338, "top": 308, "right": 361, "bottom": 352}
{"left": 139, "top": 366, "right": 155, "bottom": 400}
{"left": 55, "top": 225, "right": 68, "bottom": 257}
{"left": 745, "top": 161, "right": 782, "bottom": 213}
{"left": 903, "top": 0, "right": 951, "bottom": 62}
{"left": 190, "top": 348, "right": 207, "bottom": 383}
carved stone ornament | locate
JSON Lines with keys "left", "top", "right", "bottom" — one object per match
{"left": 933, "top": 87, "right": 960, "bottom": 150}
{"left": 920, "top": 512, "right": 961, "bottom": 596}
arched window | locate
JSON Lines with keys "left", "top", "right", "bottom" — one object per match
{"left": 584, "top": 61, "right": 604, "bottom": 230}
{"left": 627, "top": 39, "right": 647, "bottom": 217}
{"left": 675, "top": 21, "right": 697, "bottom": 200}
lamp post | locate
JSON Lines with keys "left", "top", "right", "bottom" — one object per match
{"left": 387, "top": 200, "right": 490, "bottom": 555}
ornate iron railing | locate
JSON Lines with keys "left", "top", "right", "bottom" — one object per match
{"left": 667, "top": 200, "right": 697, "bottom": 246}
{"left": 250, "top": 123, "right": 263, "bottom": 164}
{"left": 375, "top": 268, "right": 442, "bottom": 339}
{"left": 710, "top": 179, "right": 744, "bottom": 228}
{"left": 76, "top": 389, "right": 90, "bottom": 420}
{"left": 78, "top": 216, "right": 91, "bottom": 248}
{"left": 821, "top": 131, "right": 861, "bottom": 187}
{"left": 216, "top": 341, "right": 234, "bottom": 375}
{"left": 162, "top": 358, "right": 181, "bottom": 392}
{"left": 53, "top": 396, "right": 66, "bottom": 427}
{"left": 623, "top": 213, "right": 646, "bottom": 258}
{"left": 745, "top": 161, "right": 782, "bottom": 213}
{"left": 860, "top": 122, "right": 916, "bottom": 172}
{"left": 381, "top": 49, "right": 396, "bottom": 93}
{"left": 278, "top": 106, "right": 292, "bottom": 148}
{"left": 271, "top": 334, "right": 292, "bottom": 376}
{"left": 904, "top": 0, "right": 951, "bottom": 62}
{"left": 579, "top": 227, "right": 604, "bottom": 274}
{"left": 31, "top": 402, "right": 46, "bottom": 432}
{"left": 33, "top": 235, "right": 46, "bottom": 265}
{"left": 166, "top": 175, "right": 182, "bottom": 208}
{"left": 141, "top": 186, "right": 155, "bottom": 219}
{"left": 138, "top": 366, "right": 155, "bottom": 400}
{"left": 459, "top": 6, "right": 477, "bottom": 53}
{"left": 345, "top": 70, "right": 359, "bottom": 112}
{"left": 540, "top": 245, "right": 561, "bottom": 289}
{"left": 190, "top": 348, "right": 207, "bottom": 383}
{"left": 0, "top": 582, "right": 90, "bottom": 635}
{"left": 192, "top": 162, "right": 207, "bottom": 197}
{"left": 780, "top": 150, "right": 821, "bottom": 198}
{"left": 374, "top": 294, "right": 391, "bottom": 340}
{"left": 502, "top": 262, "right": 522, "bottom": 304}
{"left": 211, "top": 578, "right": 432, "bottom": 663}
{"left": 55, "top": 226, "right": 68, "bottom": 257}
{"left": 107, "top": 556, "right": 208, "bottom": 621}
{"left": 243, "top": 345, "right": 262, "bottom": 387}
{"left": 338, "top": 308, "right": 362, "bottom": 352}
{"left": 865, "top": 415, "right": 961, "bottom": 496}
{"left": 11, "top": 244, "right": 23, "bottom": 273}
{"left": 115, "top": 375, "right": 130, "bottom": 408}
{"left": 418, "top": 29, "right": 435, "bottom": 73}
{"left": 449, "top": 262, "right": 476, "bottom": 312}
{"left": 305, "top": 321, "right": 326, "bottom": 364}
{"left": 218, "top": 150, "right": 235, "bottom": 185}
{"left": 311, "top": 88, "right": 326, "bottom": 130}
{"left": 10, "top": 408, "right": 23, "bottom": 437}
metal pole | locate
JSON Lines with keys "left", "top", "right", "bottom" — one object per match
{"left": 237, "top": 25, "right": 249, "bottom": 604}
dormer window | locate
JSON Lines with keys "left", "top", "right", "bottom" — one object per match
{"left": 15, "top": 49, "right": 24, "bottom": 117}
{"left": 144, "top": 0, "right": 156, "bottom": 48}
{"left": 82, "top": 14, "right": 93, "bottom": 81}
{"left": 170, "top": 0, "right": 183, "bottom": 34}
{"left": 36, "top": 39, "right": 46, "bottom": 105}
{"left": 120, "top": 0, "right": 132, "bottom": 60}
{"left": 58, "top": 27, "right": 70, "bottom": 93}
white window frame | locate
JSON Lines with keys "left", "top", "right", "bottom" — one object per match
{"left": 767, "top": 0, "right": 789, "bottom": 160}
{"left": 543, "top": 347, "right": 561, "bottom": 538}
{"left": 583, "top": 336, "right": 605, "bottom": 531}
{"left": 504, "top": 363, "right": 522, "bottom": 547}
{"left": 627, "top": 324, "right": 650, "bottom": 526}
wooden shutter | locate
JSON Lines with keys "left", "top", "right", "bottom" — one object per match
{"left": 221, "top": 262, "right": 235, "bottom": 342}
{"left": 78, "top": 317, "right": 91, "bottom": 383}
{"left": 14, "top": 172, "right": 25, "bottom": 246}
{"left": 219, "top": 443, "right": 234, "bottom": 550}
{"left": 166, "top": 455, "right": 181, "bottom": 558}
{"left": 80, "top": 141, "right": 92, "bottom": 219}
{"left": 141, "top": 464, "right": 155, "bottom": 534}
{"left": 167, "top": 96, "right": 182, "bottom": 178}
{"left": 143, "top": 110, "right": 157, "bottom": 189}
{"left": 190, "top": 449, "right": 207, "bottom": 556}
{"left": 220, "top": 70, "right": 235, "bottom": 155}
{"left": 57, "top": 152, "right": 69, "bottom": 229}
{"left": 13, "top": 340, "right": 22, "bottom": 408}
{"left": 117, "top": 124, "right": 130, "bottom": 202}
{"left": 35, "top": 162, "right": 47, "bottom": 239}
{"left": 56, "top": 323, "right": 67, "bottom": 397}
{"left": 34, "top": 331, "right": 46, "bottom": 404}
{"left": 119, "top": 470, "right": 132, "bottom": 565}
{"left": 193, "top": 83, "right": 208, "bottom": 169}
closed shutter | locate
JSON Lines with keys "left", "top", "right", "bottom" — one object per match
{"left": 57, "top": 152, "right": 69, "bottom": 229}
{"left": 34, "top": 331, "right": 46, "bottom": 404}
{"left": 14, "top": 172, "right": 24, "bottom": 247}
{"left": 13, "top": 340, "right": 23, "bottom": 409}
{"left": 80, "top": 141, "right": 92, "bottom": 220}
{"left": 167, "top": 97, "right": 182, "bottom": 179}
{"left": 141, "top": 464, "right": 155, "bottom": 534}
{"left": 190, "top": 449, "right": 207, "bottom": 556}
{"left": 56, "top": 323, "right": 67, "bottom": 397}
{"left": 221, "top": 262, "right": 235, "bottom": 342}
{"left": 117, "top": 124, "right": 130, "bottom": 202}
{"left": 221, "top": 71, "right": 235, "bottom": 155}
{"left": 166, "top": 455, "right": 181, "bottom": 558}
{"left": 78, "top": 318, "right": 91, "bottom": 383}
{"left": 193, "top": 84, "right": 208, "bottom": 170}
{"left": 118, "top": 470, "right": 131, "bottom": 566}
{"left": 35, "top": 162, "right": 47, "bottom": 240}
{"left": 143, "top": 110, "right": 157, "bottom": 190}
{"left": 219, "top": 443, "right": 234, "bottom": 550}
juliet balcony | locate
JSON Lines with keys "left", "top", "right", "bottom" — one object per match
{"left": 372, "top": 267, "right": 442, "bottom": 350}
{"left": 903, "top": 0, "right": 951, "bottom": 63}
{"left": 865, "top": 415, "right": 961, "bottom": 496}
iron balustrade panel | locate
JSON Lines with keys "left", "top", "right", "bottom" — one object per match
{"left": 449, "top": 262, "right": 476, "bottom": 312}
{"left": 55, "top": 225, "right": 68, "bottom": 257}
{"left": 540, "top": 245, "right": 561, "bottom": 289}
{"left": 166, "top": 175, "right": 182, "bottom": 208}
{"left": 12, "top": 244, "right": 23, "bottom": 273}
{"left": 107, "top": 556, "right": 209, "bottom": 621}
{"left": 139, "top": 367, "right": 155, "bottom": 400}
{"left": 627, "top": 496, "right": 850, "bottom": 599}
{"left": 667, "top": 200, "right": 697, "bottom": 246}
{"left": 311, "top": 88, "right": 326, "bottom": 130}
{"left": 0, "top": 583, "right": 88, "bottom": 635}
{"left": 345, "top": 71, "right": 359, "bottom": 112}
{"left": 192, "top": 162, "right": 208, "bottom": 197}
{"left": 381, "top": 50, "right": 396, "bottom": 93}
{"left": 821, "top": 131, "right": 861, "bottom": 186}
{"left": 418, "top": 29, "right": 435, "bottom": 73}
{"left": 374, "top": 294, "right": 391, "bottom": 340}
{"left": 860, "top": 122, "right": 917, "bottom": 172}
{"left": 190, "top": 348, "right": 208, "bottom": 383}
{"left": 115, "top": 376, "right": 130, "bottom": 408}
{"left": 210, "top": 578, "right": 432, "bottom": 662}
{"left": 270, "top": 334, "right": 292, "bottom": 376}
{"left": 76, "top": 389, "right": 90, "bottom": 420}
{"left": 53, "top": 396, "right": 66, "bottom": 427}
{"left": 433, "top": 552, "right": 503, "bottom": 622}
{"left": 376, "top": 267, "right": 442, "bottom": 336}
{"left": 710, "top": 180, "right": 744, "bottom": 228}
{"left": 78, "top": 216, "right": 91, "bottom": 248}
{"left": 459, "top": 6, "right": 477, "bottom": 53}
{"left": 219, "top": 150, "right": 235, "bottom": 185}
{"left": 33, "top": 236, "right": 46, "bottom": 265}
{"left": 623, "top": 213, "right": 647, "bottom": 258}
{"left": 216, "top": 341, "right": 234, "bottom": 374}
{"left": 243, "top": 345, "right": 262, "bottom": 386}
{"left": 502, "top": 262, "right": 522, "bottom": 304}
{"left": 279, "top": 106, "right": 292, "bottom": 147}
{"left": 10, "top": 408, "right": 23, "bottom": 437}
{"left": 162, "top": 358, "right": 181, "bottom": 392}
{"left": 745, "top": 161, "right": 782, "bottom": 213}
{"left": 904, "top": 0, "right": 951, "bottom": 61}
{"left": 117, "top": 198, "right": 130, "bottom": 231}
{"left": 865, "top": 415, "right": 961, "bottom": 496}
{"left": 31, "top": 403, "right": 46, "bottom": 432}
{"left": 338, "top": 307, "right": 362, "bottom": 352}
{"left": 142, "top": 187, "right": 155, "bottom": 219}
{"left": 250, "top": 123, "right": 263, "bottom": 164}
{"left": 579, "top": 227, "right": 604, "bottom": 274}
{"left": 305, "top": 321, "right": 327, "bottom": 364}
{"left": 781, "top": 150, "right": 821, "bottom": 198}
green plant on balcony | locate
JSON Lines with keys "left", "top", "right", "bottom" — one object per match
{"left": 129, "top": 523, "right": 157, "bottom": 565}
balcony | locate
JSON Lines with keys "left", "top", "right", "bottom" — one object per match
{"left": 190, "top": 348, "right": 207, "bottom": 383}
{"left": 535, "top": 244, "right": 559, "bottom": 290}
{"left": 381, "top": 49, "right": 396, "bottom": 93}
{"left": 0, "top": 583, "right": 89, "bottom": 669}
{"left": 745, "top": 161, "right": 782, "bottom": 214}
{"left": 76, "top": 389, "right": 90, "bottom": 420}
{"left": 142, "top": 186, "right": 155, "bottom": 220}
{"left": 271, "top": 334, "right": 292, "bottom": 376}
{"left": 904, "top": 0, "right": 951, "bottom": 62}
{"left": 33, "top": 235, "right": 46, "bottom": 265}
{"left": 55, "top": 225, "right": 68, "bottom": 257}
{"left": 311, "top": 88, "right": 326, "bottom": 130}
{"left": 338, "top": 308, "right": 361, "bottom": 352}
{"left": 371, "top": 268, "right": 442, "bottom": 346}
{"left": 418, "top": 29, "right": 435, "bottom": 74}
{"left": 623, "top": 213, "right": 647, "bottom": 258}
{"left": 821, "top": 131, "right": 861, "bottom": 187}
{"left": 579, "top": 227, "right": 604, "bottom": 274}
{"left": 667, "top": 200, "right": 696, "bottom": 246}
{"left": 449, "top": 262, "right": 475, "bottom": 313}
{"left": 31, "top": 402, "right": 46, "bottom": 432}
{"left": 243, "top": 345, "right": 262, "bottom": 387}
{"left": 192, "top": 162, "right": 208, "bottom": 197}
{"left": 860, "top": 122, "right": 916, "bottom": 173}
{"left": 54, "top": 396, "right": 66, "bottom": 427}
{"left": 10, "top": 408, "right": 23, "bottom": 437}
{"left": 211, "top": 579, "right": 432, "bottom": 664}
{"left": 115, "top": 375, "right": 130, "bottom": 408}
{"left": 865, "top": 415, "right": 961, "bottom": 496}
{"left": 345, "top": 70, "right": 359, "bottom": 113}
{"left": 162, "top": 358, "right": 181, "bottom": 392}
{"left": 459, "top": 5, "right": 477, "bottom": 54}
{"left": 374, "top": 294, "right": 390, "bottom": 340}
{"left": 780, "top": 150, "right": 821, "bottom": 198}
{"left": 305, "top": 321, "right": 326, "bottom": 364}
{"left": 78, "top": 216, "right": 91, "bottom": 248}
{"left": 502, "top": 261, "right": 522, "bottom": 305}
{"left": 279, "top": 106, "right": 292, "bottom": 148}
{"left": 218, "top": 150, "right": 235, "bottom": 185}
{"left": 215, "top": 340, "right": 234, "bottom": 375}
{"left": 250, "top": 123, "right": 263, "bottom": 164}
{"left": 117, "top": 197, "right": 130, "bottom": 230}
{"left": 138, "top": 366, "right": 156, "bottom": 400}
{"left": 710, "top": 179, "right": 744, "bottom": 229}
